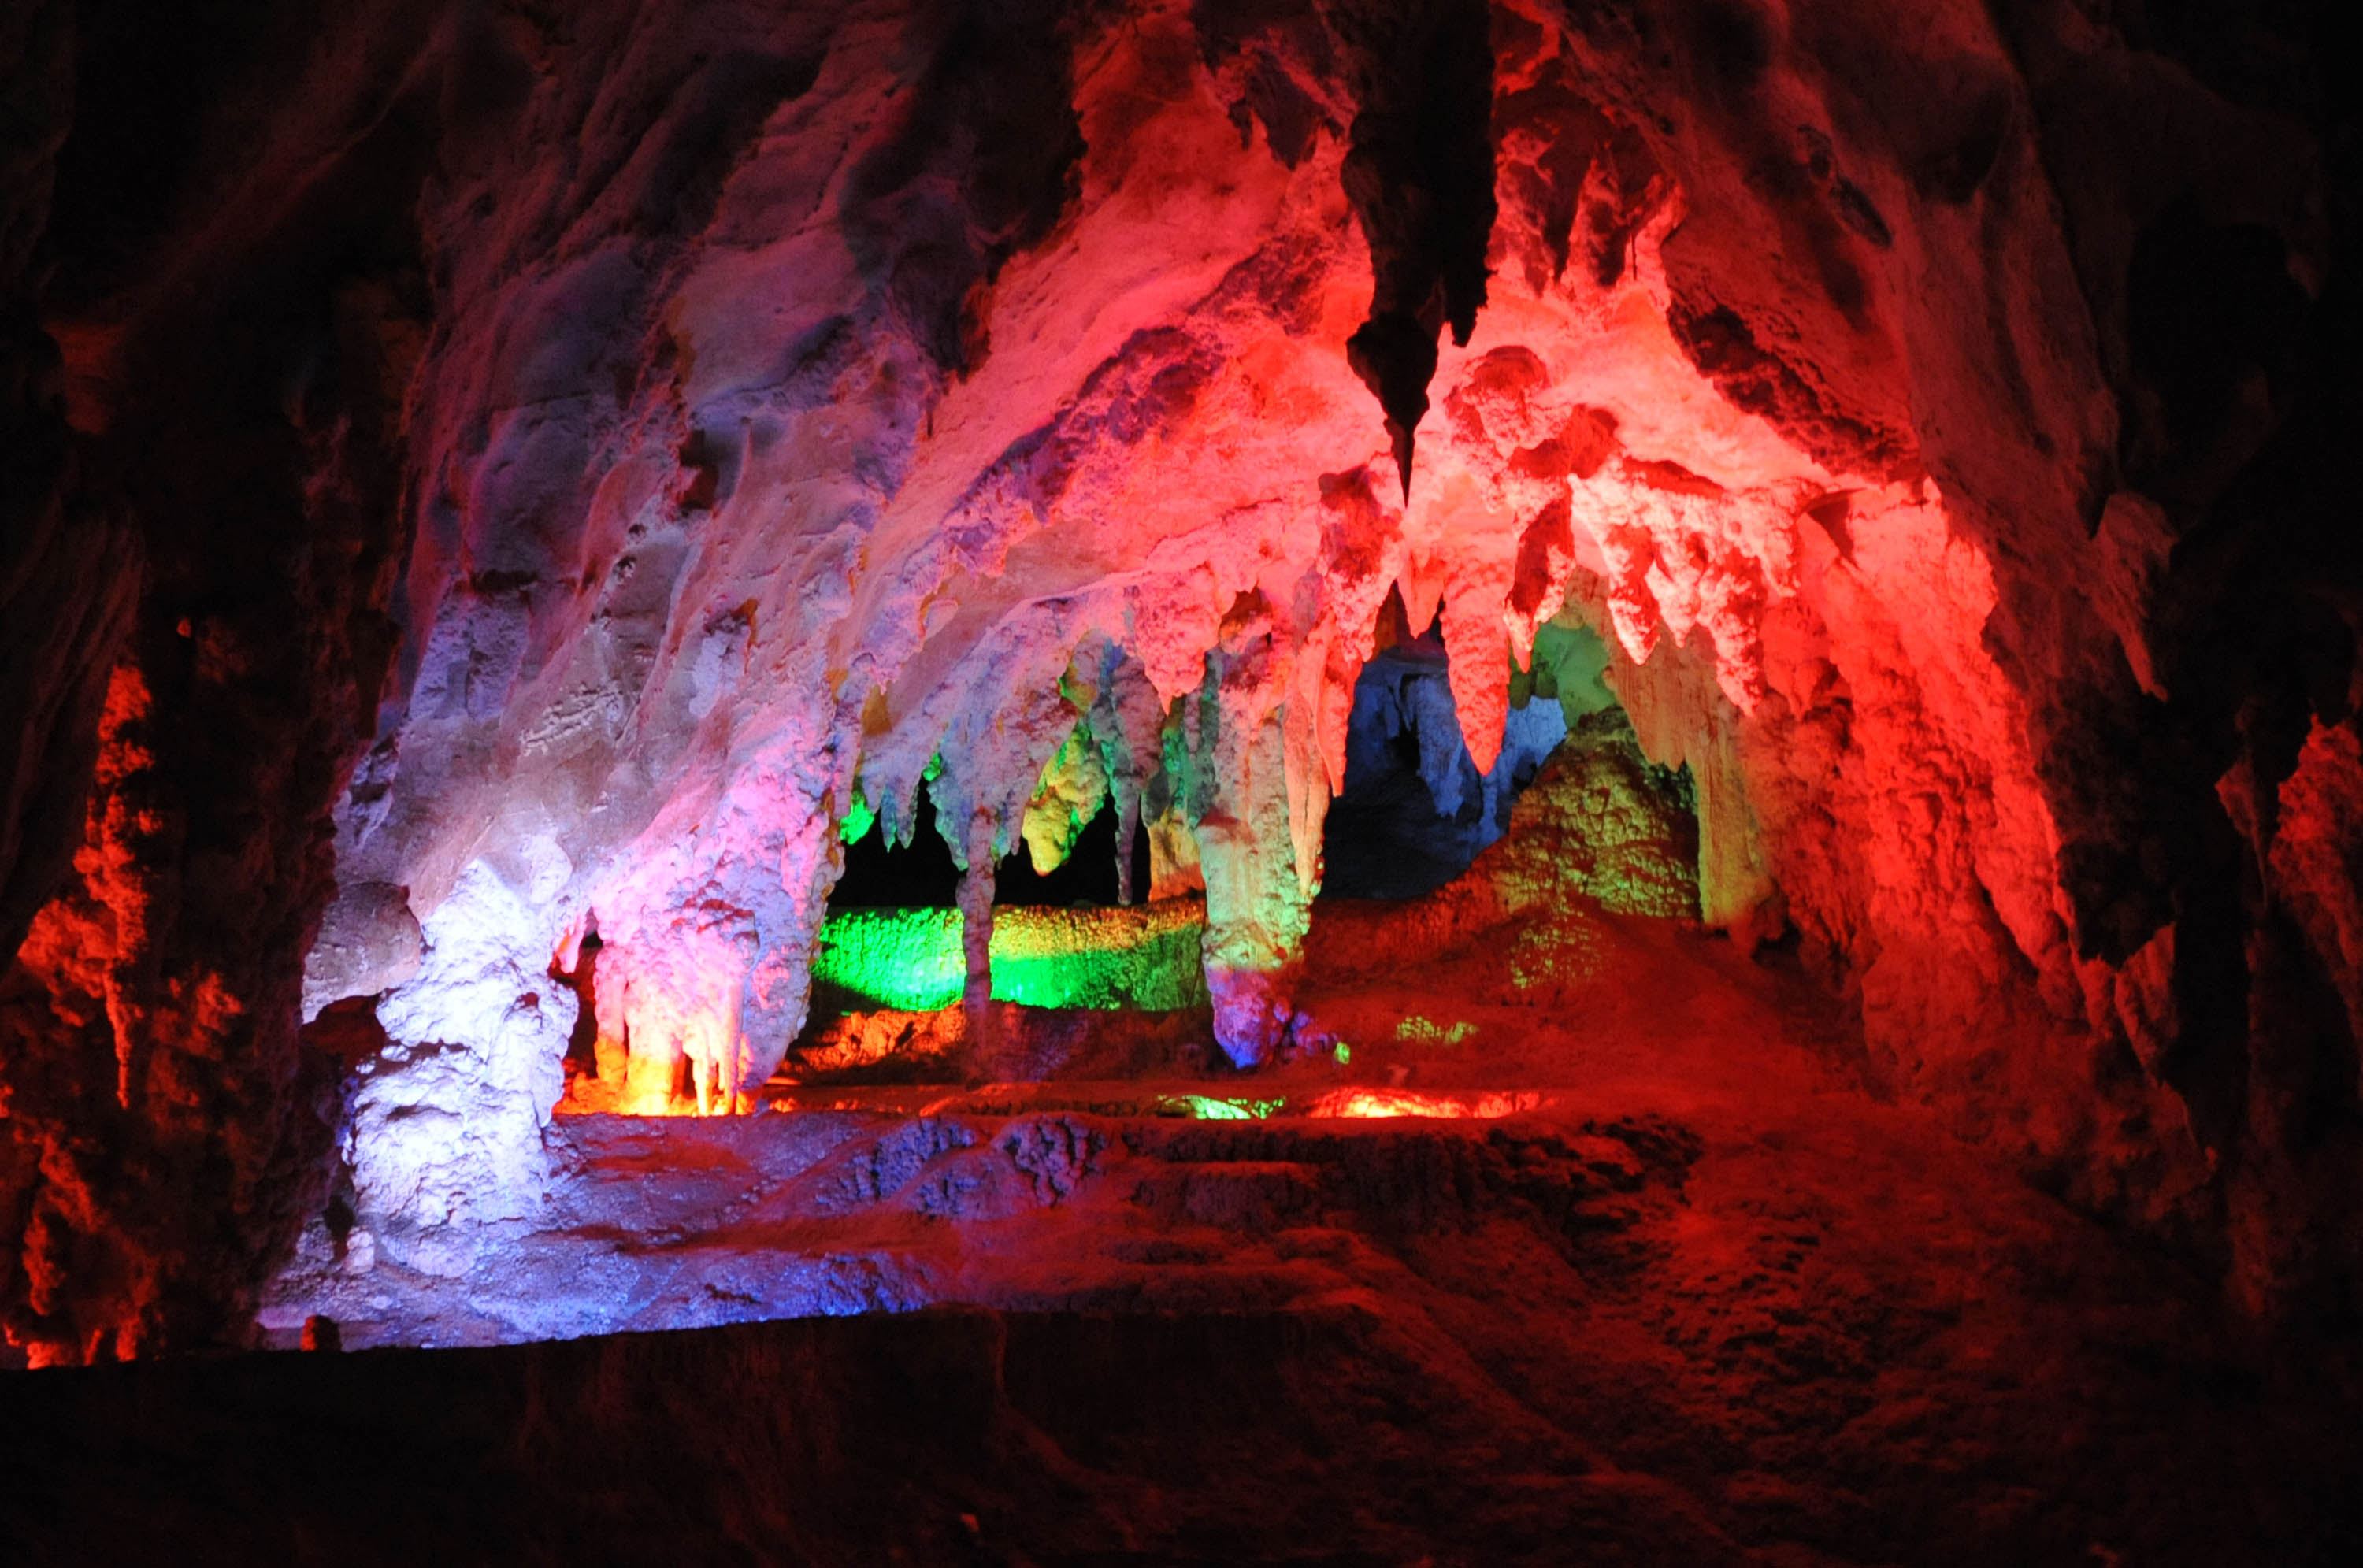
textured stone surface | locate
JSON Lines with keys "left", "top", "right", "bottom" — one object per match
{"left": 6, "top": 1303, "right": 2354, "bottom": 1567}
{"left": 1487, "top": 706, "right": 1698, "bottom": 920}
{"left": 0, "top": 0, "right": 2354, "bottom": 1400}
{"left": 0, "top": 0, "right": 132, "bottom": 975}
{"left": 298, "top": 881, "right": 421, "bottom": 1024}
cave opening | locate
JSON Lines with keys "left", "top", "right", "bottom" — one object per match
{"left": 1322, "top": 609, "right": 1696, "bottom": 903}
{"left": 829, "top": 780, "right": 1153, "bottom": 911}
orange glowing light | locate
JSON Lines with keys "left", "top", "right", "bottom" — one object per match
{"left": 1303, "top": 1089, "right": 1549, "bottom": 1119}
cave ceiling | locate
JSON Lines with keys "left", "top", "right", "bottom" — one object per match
{"left": 0, "top": 0, "right": 2355, "bottom": 1380}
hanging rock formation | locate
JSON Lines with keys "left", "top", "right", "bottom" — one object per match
{"left": 0, "top": 0, "right": 2354, "bottom": 1381}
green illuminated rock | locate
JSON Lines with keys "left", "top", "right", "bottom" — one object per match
{"left": 1159, "top": 1094, "right": 1285, "bottom": 1120}
{"left": 1478, "top": 709, "right": 1701, "bottom": 922}
{"left": 811, "top": 900, "right": 1209, "bottom": 1013}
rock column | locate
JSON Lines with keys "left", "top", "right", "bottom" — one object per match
{"left": 957, "top": 816, "right": 997, "bottom": 1046}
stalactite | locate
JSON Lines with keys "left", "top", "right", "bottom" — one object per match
{"left": 1115, "top": 791, "right": 1140, "bottom": 906}
{"left": 2, "top": 0, "right": 2348, "bottom": 1366}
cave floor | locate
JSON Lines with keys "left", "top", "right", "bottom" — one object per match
{"left": 206, "top": 897, "right": 2363, "bottom": 1562}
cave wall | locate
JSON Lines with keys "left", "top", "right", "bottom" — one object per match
{"left": 1, "top": 0, "right": 428, "bottom": 1361}
{"left": 0, "top": 0, "right": 2356, "bottom": 1365}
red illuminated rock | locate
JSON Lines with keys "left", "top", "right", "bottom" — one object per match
{"left": 0, "top": 0, "right": 2354, "bottom": 1381}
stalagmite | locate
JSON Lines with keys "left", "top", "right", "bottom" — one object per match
{"left": 955, "top": 817, "right": 997, "bottom": 1046}
{"left": 1183, "top": 601, "right": 1316, "bottom": 1067}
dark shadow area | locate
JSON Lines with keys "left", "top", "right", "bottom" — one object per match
{"left": 2, "top": 1298, "right": 2354, "bottom": 1564}
{"left": 830, "top": 788, "right": 1152, "bottom": 910}
{"left": 295, "top": 995, "right": 390, "bottom": 1063}
{"left": 550, "top": 931, "right": 602, "bottom": 1082}
{"left": 829, "top": 791, "right": 964, "bottom": 909}
{"left": 1321, "top": 617, "right": 1578, "bottom": 900}
{"left": 992, "top": 798, "right": 1152, "bottom": 906}
{"left": 2124, "top": 200, "right": 2313, "bottom": 495}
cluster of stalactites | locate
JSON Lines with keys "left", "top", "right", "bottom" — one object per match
{"left": 865, "top": 619, "right": 1319, "bottom": 1069}
{"left": 565, "top": 397, "right": 1733, "bottom": 1095}
{"left": 565, "top": 743, "right": 845, "bottom": 1116}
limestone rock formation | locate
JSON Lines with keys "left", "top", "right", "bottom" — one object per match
{"left": 0, "top": 0, "right": 2354, "bottom": 1422}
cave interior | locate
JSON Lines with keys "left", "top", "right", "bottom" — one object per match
{"left": 2, "top": 0, "right": 2362, "bottom": 1561}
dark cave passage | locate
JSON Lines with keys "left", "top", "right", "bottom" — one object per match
{"left": 1322, "top": 617, "right": 1695, "bottom": 901}
{"left": 829, "top": 792, "right": 964, "bottom": 910}
{"left": 829, "top": 787, "right": 1153, "bottom": 912}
